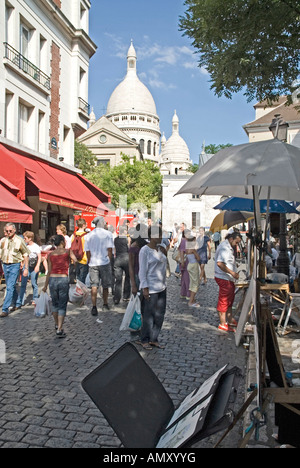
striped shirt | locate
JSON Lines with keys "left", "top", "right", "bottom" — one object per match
{"left": 0, "top": 235, "right": 30, "bottom": 264}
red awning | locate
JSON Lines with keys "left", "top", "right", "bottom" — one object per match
{"left": 37, "top": 164, "right": 108, "bottom": 214}
{"left": 0, "top": 183, "right": 34, "bottom": 224}
{"left": 0, "top": 144, "right": 109, "bottom": 214}
{"left": 77, "top": 174, "right": 112, "bottom": 205}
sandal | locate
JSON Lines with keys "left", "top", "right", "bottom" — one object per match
{"left": 150, "top": 341, "right": 165, "bottom": 349}
{"left": 136, "top": 341, "right": 153, "bottom": 350}
{"left": 141, "top": 343, "right": 152, "bottom": 350}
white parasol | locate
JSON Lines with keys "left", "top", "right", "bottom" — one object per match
{"left": 176, "top": 138, "right": 300, "bottom": 202}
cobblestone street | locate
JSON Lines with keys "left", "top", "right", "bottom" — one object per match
{"left": 0, "top": 256, "right": 249, "bottom": 448}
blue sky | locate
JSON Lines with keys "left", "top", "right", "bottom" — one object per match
{"left": 88, "top": 0, "right": 256, "bottom": 164}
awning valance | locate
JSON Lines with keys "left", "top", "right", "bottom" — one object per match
{"left": 0, "top": 183, "right": 34, "bottom": 224}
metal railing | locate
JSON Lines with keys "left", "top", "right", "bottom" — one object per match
{"left": 4, "top": 42, "right": 51, "bottom": 90}
{"left": 78, "top": 97, "right": 90, "bottom": 115}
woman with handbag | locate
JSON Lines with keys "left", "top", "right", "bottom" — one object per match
{"left": 43, "top": 235, "right": 77, "bottom": 338}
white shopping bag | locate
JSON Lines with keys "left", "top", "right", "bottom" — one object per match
{"left": 69, "top": 279, "right": 89, "bottom": 306}
{"left": 34, "top": 291, "right": 51, "bottom": 317}
{"left": 119, "top": 294, "right": 142, "bottom": 332}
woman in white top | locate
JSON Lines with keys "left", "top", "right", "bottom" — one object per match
{"left": 138, "top": 226, "right": 167, "bottom": 350}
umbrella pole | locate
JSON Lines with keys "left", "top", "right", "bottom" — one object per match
{"left": 253, "top": 186, "right": 262, "bottom": 239}
{"left": 252, "top": 186, "right": 264, "bottom": 408}
{"left": 264, "top": 187, "right": 271, "bottom": 242}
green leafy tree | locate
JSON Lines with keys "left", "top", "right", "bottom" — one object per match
{"left": 205, "top": 143, "right": 233, "bottom": 154}
{"left": 74, "top": 141, "right": 97, "bottom": 174}
{"left": 179, "top": 0, "right": 300, "bottom": 103}
{"left": 190, "top": 143, "right": 233, "bottom": 172}
{"left": 85, "top": 154, "right": 163, "bottom": 210}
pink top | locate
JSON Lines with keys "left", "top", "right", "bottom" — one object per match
{"left": 49, "top": 251, "right": 70, "bottom": 275}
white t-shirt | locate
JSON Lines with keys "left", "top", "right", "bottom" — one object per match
{"left": 27, "top": 242, "right": 41, "bottom": 268}
{"left": 64, "top": 235, "right": 72, "bottom": 249}
{"left": 214, "top": 239, "right": 237, "bottom": 282}
{"left": 84, "top": 228, "right": 114, "bottom": 267}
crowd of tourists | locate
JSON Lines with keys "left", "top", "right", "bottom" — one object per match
{"left": 0, "top": 219, "right": 168, "bottom": 348}
{"left": 0, "top": 218, "right": 297, "bottom": 345}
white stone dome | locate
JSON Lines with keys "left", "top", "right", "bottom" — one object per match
{"left": 161, "top": 111, "right": 190, "bottom": 162}
{"left": 105, "top": 41, "right": 161, "bottom": 163}
{"left": 106, "top": 42, "right": 157, "bottom": 116}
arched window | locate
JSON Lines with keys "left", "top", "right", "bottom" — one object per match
{"left": 139, "top": 139, "right": 144, "bottom": 153}
{"left": 153, "top": 142, "right": 156, "bottom": 156}
{"left": 147, "top": 140, "right": 151, "bottom": 155}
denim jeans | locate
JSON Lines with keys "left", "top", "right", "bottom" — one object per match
{"left": 140, "top": 289, "right": 167, "bottom": 344}
{"left": 15, "top": 267, "right": 39, "bottom": 307}
{"left": 2, "top": 263, "right": 21, "bottom": 314}
{"left": 49, "top": 277, "right": 69, "bottom": 317}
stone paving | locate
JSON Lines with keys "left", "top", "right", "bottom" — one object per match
{"left": 0, "top": 253, "right": 297, "bottom": 448}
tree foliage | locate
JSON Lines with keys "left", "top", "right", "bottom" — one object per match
{"left": 190, "top": 143, "right": 233, "bottom": 172}
{"left": 85, "top": 154, "right": 163, "bottom": 210}
{"left": 74, "top": 141, "right": 97, "bottom": 174}
{"left": 179, "top": 0, "right": 300, "bottom": 103}
{"left": 205, "top": 143, "right": 233, "bottom": 154}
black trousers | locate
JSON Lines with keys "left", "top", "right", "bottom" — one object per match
{"left": 113, "top": 254, "right": 131, "bottom": 303}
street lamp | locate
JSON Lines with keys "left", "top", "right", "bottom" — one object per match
{"left": 269, "top": 114, "right": 289, "bottom": 142}
{"left": 269, "top": 114, "right": 290, "bottom": 277}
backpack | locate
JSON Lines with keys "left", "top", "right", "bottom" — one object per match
{"left": 71, "top": 233, "right": 86, "bottom": 261}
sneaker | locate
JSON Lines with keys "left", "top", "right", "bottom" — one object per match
{"left": 56, "top": 330, "right": 66, "bottom": 338}
{"left": 218, "top": 323, "right": 236, "bottom": 333}
{"left": 102, "top": 304, "right": 110, "bottom": 311}
{"left": 91, "top": 306, "right": 98, "bottom": 316}
{"left": 9, "top": 306, "right": 21, "bottom": 312}
{"left": 228, "top": 319, "right": 238, "bottom": 327}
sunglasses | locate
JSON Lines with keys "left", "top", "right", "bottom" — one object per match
{"left": 5, "top": 230, "right": 14, "bottom": 233}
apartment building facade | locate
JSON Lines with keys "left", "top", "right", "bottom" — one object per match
{"left": 0, "top": 0, "right": 109, "bottom": 240}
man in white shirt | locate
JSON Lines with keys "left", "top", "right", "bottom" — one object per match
{"left": 214, "top": 231, "right": 242, "bottom": 332}
{"left": 85, "top": 216, "right": 114, "bottom": 315}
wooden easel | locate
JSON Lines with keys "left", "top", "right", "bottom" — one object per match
{"left": 215, "top": 280, "right": 300, "bottom": 448}
{"left": 261, "top": 304, "right": 300, "bottom": 406}
{"left": 216, "top": 189, "right": 300, "bottom": 447}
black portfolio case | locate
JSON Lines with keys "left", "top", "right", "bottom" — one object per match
{"left": 81, "top": 342, "right": 242, "bottom": 448}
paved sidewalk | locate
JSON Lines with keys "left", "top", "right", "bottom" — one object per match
{"left": 0, "top": 255, "right": 298, "bottom": 448}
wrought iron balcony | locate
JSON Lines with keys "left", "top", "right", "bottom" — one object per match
{"left": 78, "top": 97, "right": 90, "bottom": 115}
{"left": 4, "top": 42, "right": 51, "bottom": 90}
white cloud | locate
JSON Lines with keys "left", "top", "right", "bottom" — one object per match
{"left": 105, "top": 35, "right": 206, "bottom": 90}
{"left": 149, "top": 78, "right": 177, "bottom": 90}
